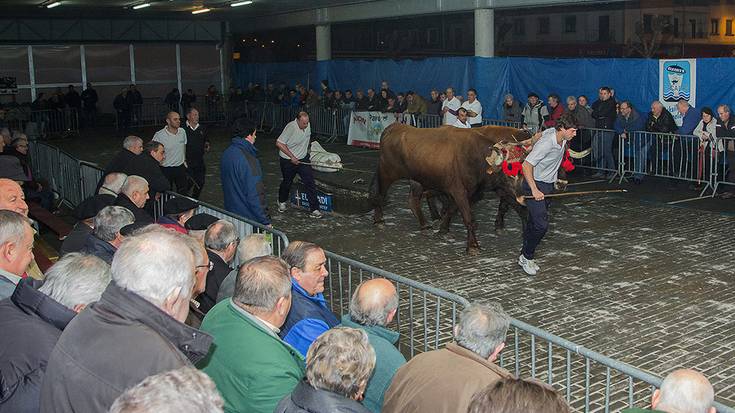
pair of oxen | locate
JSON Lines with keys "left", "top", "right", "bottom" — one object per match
{"left": 369, "top": 124, "right": 590, "bottom": 255}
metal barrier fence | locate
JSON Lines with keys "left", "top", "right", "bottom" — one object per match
{"left": 155, "top": 191, "right": 289, "bottom": 265}
{"left": 482, "top": 118, "right": 523, "bottom": 128}
{"left": 26, "top": 141, "right": 735, "bottom": 413}
{"left": 573, "top": 128, "right": 623, "bottom": 178}
{"left": 6, "top": 107, "right": 79, "bottom": 139}
{"left": 116, "top": 101, "right": 228, "bottom": 130}
{"left": 713, "top": 137, "right": 735, "bottom": 195}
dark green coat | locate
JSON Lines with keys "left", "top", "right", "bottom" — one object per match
{"left": 199, "top": 300, "right": 305, "bottom": 413}
{"left": 341, "top": 315, "right": 407, "bottom": 413}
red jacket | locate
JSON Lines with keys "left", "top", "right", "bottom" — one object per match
{"left": 543, "top": 103, "right": 564, "bottom": 128}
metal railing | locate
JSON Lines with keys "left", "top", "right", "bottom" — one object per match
{"left": 29, "top": 141, "right": 102, "bottom": 209}
{"left": 116, "top": 101, "right": 229, "bottom": 130}
{"left": 155, "top": 191, "right": 289, "bottom": 265}
{"left": 26, "top": 141, "right": 735, "bottom": 413}
{"left": 712, "top": 137, "right": 734, "bottom": 196}
{"left": 6, "top": 107, "right": 79, "bottom": 139}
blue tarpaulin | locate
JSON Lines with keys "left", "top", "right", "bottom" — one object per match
{"left": 234, "top": 56, "right": 735, "bottom": 119}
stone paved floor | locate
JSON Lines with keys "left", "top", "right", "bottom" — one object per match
{"left": 57, "top": 126, "right": 735, "bottom": 408}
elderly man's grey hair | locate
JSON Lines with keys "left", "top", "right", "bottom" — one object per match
{"left": 0, "top": 210, "right": 30, "bottom": 247}
{"left": 281, "top": 240, "right": 321, "bottom": 270}
{"left": 234, "top": 255, "right": 291, "bottom": 313}
{"left": 717, "top": 104, "right": 731, "bottom": 114}
{"left": 122, "top": 135, "right": 143, "bottom": 151}
{"left": 178, "top": 232, "right": 207, "bottom": 267}
{"left": 306, "top": 327, "right": 376, "bottom": 399}
{"left": 38, "top": 253, "right": 111, "bottom": 310}
{"left": 349, "top": 281, "right": 398, "bottom": 327}
{"left": 93, "top": 206, "right": 134, "bottom": 242}
{"left": 108, "top": 367, "right": 223, "bottom": 413}
{"left": 455, "top": 302, "right": 510, "bottom": 359}
{"left": 204, "top": 220, "right": 238, "bottom": 251}
{"left": 566, "top": 96, "right": 577, "bottom": 104}
{"left": 111, "top": 229, "right": 195, "bottom": 307}
{"left": 99, "top": 172, "right": 128, "bottom": 196}
{"left": 657, "top": 369, "right": 715, "bottom": 413}
{"left": 236, "top": 233, "right": 272, "bottom": 263}
{"left": 120, "top": 175, "right": 148, "bottom": 198}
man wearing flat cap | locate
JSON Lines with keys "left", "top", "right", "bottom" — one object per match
{"left": 158, "top": 196, "right": 198, "bottom": 234}
{"left": 185, "top": 213, "right": 219, "bottom": 243}
{"left": 60, "top": 195, "right": 116, "bottom": 256}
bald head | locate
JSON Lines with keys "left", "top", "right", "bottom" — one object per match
{"left": 349, "top": 278, "right": 398, "bottom": 327}
{"left": 0, "top": 178, "right": 28, "bottom": 216}
{"left": 654, "top": 369, "right": 715, "bottom": 413}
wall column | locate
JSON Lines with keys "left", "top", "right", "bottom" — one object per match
{"left": 474, "top": 8, "right": 495, "bottom": 57}
{"left": 316, "top": 24, "right": 331, "bottom": 61}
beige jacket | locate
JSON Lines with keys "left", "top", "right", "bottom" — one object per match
{"left": 382, "top": 342, "right": 513, "bottom": 413}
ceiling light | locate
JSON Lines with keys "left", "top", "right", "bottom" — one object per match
{"left": 132, "top": 3, "right": 150, "bottom": 9}
{"left": 192, "top": 8, "right": 211, "bottom": 14}
{"left": 231, "top": 1, "right": 253, "bottom": 6}
{"left": 46, "top": 1, "right": 62, "bottom": 8}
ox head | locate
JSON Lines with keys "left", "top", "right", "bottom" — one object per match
{"left": 484, "top": 141, "right": 591, "bottom": 205}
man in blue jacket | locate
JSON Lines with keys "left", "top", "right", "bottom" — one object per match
{"left": 221, "top": 118, "right": 270, "bottom": 226}
{"left": 674, "top": 99, "right": 700, "bottom": 179}
{"left": 279, "top": 240, "right": 339, "bottom": 356}
{"left": 614, "top": 101, "right": 646, "bottom": 183}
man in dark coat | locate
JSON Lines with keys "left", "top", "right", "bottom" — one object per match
{"left": 197, "top": 220, "right": 238, "bottom": 313}
{"left": 80, "top": 82, "right": 99, "bottom": 127}
{"left": 125, "top": 140, "right": 169, "bottom": 214}
{"left": 280, "top": 241, "right": 339, "bottom": 356}
{"left": 80, "top": 206, "right": 134, "bottom": 265}
{"left": 221, "top": 119, "right": 270, "bottom": 226}
{"left": 60, "top": 195, "right": 116, "bottom": 256}
{"left": 0, "top": 254, "right": 110, "bottom": 413}
{"left": 103, "top": 136, "right": 144, "bottom": 176}
{"left": 114, "top": 175, "right": 154, "bottom": 224}
{"left": 184, "top": 107, "right": 209, "bottom": 199}
{"left": 113, "top": 88, "right": 131, "bottom": 133}
{"left": 591, "top": 86, "right": 618, "bottom": 178}
{"left": 40, "top": 230, "right": 213, "bottom": 413}
{"left": 64, "top": 85, "right": 82, "bottom": 111}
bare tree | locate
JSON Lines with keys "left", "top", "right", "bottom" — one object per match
{"left": 626, "top": 15, "right": 673, "bottom": 57}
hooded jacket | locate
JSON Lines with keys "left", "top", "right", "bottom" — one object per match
{"left": 0, "top": 279, "right": 76, "bottom": 413}
{"left": 221, "top": 137, "right": 270, "bottom": 225}
{"left": 39, "top": 281, "right": 213, "bottom": 413}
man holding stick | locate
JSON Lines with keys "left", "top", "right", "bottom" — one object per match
{"left": 518, "top": 113, "right": 577, "bottom": 276}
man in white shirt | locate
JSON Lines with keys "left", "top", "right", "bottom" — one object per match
{"left": 441, "top": 88, "right": 461, "bottom": 125}
{"left": 453, "top": 108, "right": 471, "bottom": 129}
{"left": 275, "top": 111, "right": 323, "bottom": 219}
{"left": 460, "top": 88, "right": 483, "bottom": 127}
{"left": 518, "top": 113, "right": 577, "bottom": 276}
{"left": 152, "top": 111, "right": 188, "bottom": 193}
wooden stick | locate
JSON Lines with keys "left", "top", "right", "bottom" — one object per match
{"left": 523, "top": 189, "right": 627, "bottom": 199}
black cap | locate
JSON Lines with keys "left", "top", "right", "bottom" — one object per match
{"left": 528, "top": 92, "right": 539, "bottom": 99}
{"left": 120, "top": 221, "right": 149, "bottom": 237}
{"left": 163, "top": 197, "right": 198, "bottom": 216}
{"left": 185, "top": 213, "right": 219, "bottom": 231}
{"left": 74, "top": 195, "right": 116, "bottom": 220}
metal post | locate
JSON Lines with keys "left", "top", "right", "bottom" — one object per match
{"left": 129, "top": 44, "right": 136, "bottom": 84}
{"left": 474, "top": 8, "right": 495, "bottom": 57}
{"left": 175, "top": 43, "right": 183, "bottom": 107}
{"left": 27, "top": 45, "right": 36, "bottom": 101}
{"left": 80, "top": 45, "right": 87, "bottom": 88}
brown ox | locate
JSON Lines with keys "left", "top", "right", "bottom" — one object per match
{"left": 370, "top": 124, "right": 532, "bottom": 255}
{"left": 370, "top": 124, "right": 589, "bottom": 254}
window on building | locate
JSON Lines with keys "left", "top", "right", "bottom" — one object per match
{"left": 598, "top": 15, "right": 610, "bottom": 42}
{"left": 564, "top": 15, "right": 577, "bottom": 33}
{"left": 673, "top": 17, "right": 679, "bottom": 37}
{"left": 711, "top": 19, "right": 720, "bottom": 35}
{"left": 538, "top": 17, "right": 550, "bottom": 34}
{"left": 514, "top": 18, "right": 525, "bottom": 35}
{"left": 727, "top": 19, "right": 734, "bottom": 36}
{"left": 643, "top": 14, "right": 653, "bottom": 33}
{"left": 690, "top": 19, "right": 696, "bottom": 38}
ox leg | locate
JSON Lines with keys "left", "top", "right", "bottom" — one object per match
{"left": 408, "top": 181, "right": 430, "bottom": 230}
{"left": 494, "top": 197, "right": 511, "bottom": 235}
{"left": 511, "top": 199, "right": 529, "bottom": 233}
{"left": 437, "top": 199, "right": 456, "bottom": 235}
{"left": 426, "top": 191, "right": 442, "bottom": 221}
{"left": 371, "top": 169, "right": 398, "bottom": 226}
{"left": 451, "top": 192, "right": 480, "bottom": 255}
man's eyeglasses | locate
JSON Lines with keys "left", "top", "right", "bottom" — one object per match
{"left": 196, "top": 261, "right": 214, "bottom": 272}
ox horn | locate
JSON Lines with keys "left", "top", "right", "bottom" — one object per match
{"left": 568, "top": 148, "right": 592, "bottom": 159}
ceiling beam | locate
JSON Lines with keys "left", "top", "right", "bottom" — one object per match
{"left": 235, "top": 0, "right": 630, "bottom": 32}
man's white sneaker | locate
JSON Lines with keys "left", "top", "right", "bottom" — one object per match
{"left": 278, "top": 202, "right": 287, "bottom": 212}
{"left": 310, "top": 210, "right": 324, "bottom": 219}
{"left": 518, "top": 255, "right": 537, "bottom": 276}
{"left": 529, "top": 259, "right": 540, "bottom": 272}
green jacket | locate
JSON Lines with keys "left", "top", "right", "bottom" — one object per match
{"left": 342, "top": 315, "right": 407, "bottom": 413}
{"left": 199, "top": 300, "right": 305, "bottom": 413}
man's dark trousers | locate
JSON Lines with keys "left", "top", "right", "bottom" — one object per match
{"left": 521, "top": 180, "right": 554, "bottom": 260}
{"left": 162, "top": 165, "right": 189, "bottom": 194}
{"left": 278, "top": 155, "right": 319, "bottom": 212}
{"left": 188, "top": 164, "right": 205, "bottom": 199}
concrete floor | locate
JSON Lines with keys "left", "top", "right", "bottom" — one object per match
{"left": 55, "top": 125, "right": 735, "bottom": 408}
